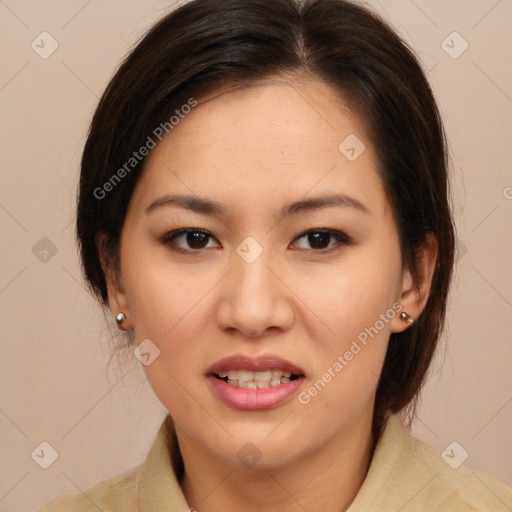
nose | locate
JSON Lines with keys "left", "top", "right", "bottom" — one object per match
{"left": 215, "top": 250, "right": 295, "bottom": 339}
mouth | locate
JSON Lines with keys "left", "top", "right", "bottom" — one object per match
{"left": 206, "top": 354, "right": 305, "bottom": 410}
{"left": 213, "top": 369, "right": 302, "bottom": 389}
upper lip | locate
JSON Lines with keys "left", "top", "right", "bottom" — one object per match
{"left": 207, "top": 353, "right": 305, "bottom": 376}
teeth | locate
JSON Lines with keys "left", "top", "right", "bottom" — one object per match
{"left": 271, "top": 370, "right": 291, "bottom": 378}
{"left": 253, "top": 370, "right": 272, "bottom": 382}
{"left": 216, "top": 369, "right": 300, "bottom": 388}
{"left": 237, "top": 369, "right": 253, "bottom": 383}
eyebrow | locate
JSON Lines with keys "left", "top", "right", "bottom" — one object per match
{"left": 145, "top": 192, "right": 370, "bottom": 217}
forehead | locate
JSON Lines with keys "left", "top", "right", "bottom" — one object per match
{"left": 131, "top": 79, "right": 388, "bottom": 218}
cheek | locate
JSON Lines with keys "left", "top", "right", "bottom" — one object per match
{"left": 288, "top": 244, "right": 402, "bottom": 406}
{"left": 122, "top": 249, "right": 218, "bottom": 395}
{"left": 123, "top": 247, "right": 213, "bottom": 341}
{"left": 289, "top": 247, "right": 402, "bottom": 344}
{"left": 293, "top": 275, "right": 394, "bottom": 433}
{"left": 129, "top": 267, "right": 211, "bottom": 418}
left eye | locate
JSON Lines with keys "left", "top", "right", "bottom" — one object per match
{"left": 292, "top": 230, "right": 350, "bottom": 251}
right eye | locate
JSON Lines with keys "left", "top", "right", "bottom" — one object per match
{"left": 160, "top": 228, "right": 220, "bottom": 253}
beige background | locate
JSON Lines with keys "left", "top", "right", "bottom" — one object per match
{"left": 0, "top": 1, "right": 511, "bottom": 511}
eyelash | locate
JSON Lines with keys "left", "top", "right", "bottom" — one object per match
{"left": 159, "top": 228, "right": 351, "bottom": 254}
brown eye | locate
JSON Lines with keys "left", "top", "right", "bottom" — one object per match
{"left": 160, "top": 229, "right": 219, "bottom": 252}
{"left": 184, "top": 231, "right": 209, "bottom": 249}
{"left": 293, "top": 229, "right": 350, "bottom": 251}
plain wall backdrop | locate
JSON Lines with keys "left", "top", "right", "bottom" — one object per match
{"left": 0, "top": 1, "right": 511, "bottom": 511}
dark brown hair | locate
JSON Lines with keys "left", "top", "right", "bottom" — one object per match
{"left": 76, "top": 0, "right": 455, "bottom": 439}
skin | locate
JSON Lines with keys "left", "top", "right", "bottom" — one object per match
{"left": 101, "top": 78, "right": 437, "bottom": 512}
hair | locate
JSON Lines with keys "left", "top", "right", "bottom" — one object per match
{"left": 76, "top": 0, "right": 455, "bottom": 440}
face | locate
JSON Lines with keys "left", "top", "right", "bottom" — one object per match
{"left": 106, "top": 79, "right": 415, "bottom": 469}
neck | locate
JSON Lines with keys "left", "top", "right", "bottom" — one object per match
{"left": 176, "top": 408, "right": 377, "bottom": 512}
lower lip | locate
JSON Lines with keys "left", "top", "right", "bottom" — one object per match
{"left": 207, "top": 375, "right": 304, "bottom": 410}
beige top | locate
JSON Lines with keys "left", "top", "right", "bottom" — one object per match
{"left": 36, "top": 413, "right": 512, "bottom": 511}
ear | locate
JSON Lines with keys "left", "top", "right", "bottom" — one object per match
{"left": 391, "top": 233, "right": 438, "bottom": 333}
{"left": 96, "top": 232, "right": 134, "bottom": 330}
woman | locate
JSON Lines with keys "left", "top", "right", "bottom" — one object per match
{"left": 37, "top": 0, "right": 512, "bottom": 510}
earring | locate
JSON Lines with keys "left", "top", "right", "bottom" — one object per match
{"left": 115, "top": 312, "right": 126, "bottom": 325}
{"left": 400, "top": 312, "right": 415, "bottom": 325}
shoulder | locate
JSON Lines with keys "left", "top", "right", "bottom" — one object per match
{"left": 35, "top": 413, "right": 186, "bottom": 512}
{"left": 354, "top": 415, "right": 512, "bottom": 511}
{"left": 34, "top": 464, "right": 141, "bottom": 512}
{"left": 401, "top": 423, "right": 512, "bottom": 511}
